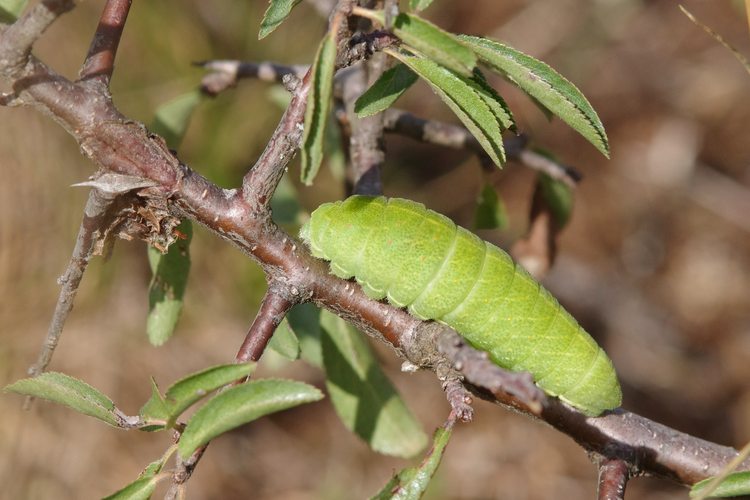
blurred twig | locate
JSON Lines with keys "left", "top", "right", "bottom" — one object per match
{"left": 597, "top": 458, "right": 630, "bottom": 500}
{"left": 679, "top": 5, "right": 750, "bottom": 76}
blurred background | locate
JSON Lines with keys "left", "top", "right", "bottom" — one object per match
{"left": 1, "top": 0, "right": 749, "bottom": 498}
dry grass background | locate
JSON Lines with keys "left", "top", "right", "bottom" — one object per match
{"left": 1, "top": 1, "right": 749, "bottom": 499}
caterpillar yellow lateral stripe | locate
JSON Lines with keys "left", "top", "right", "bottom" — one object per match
{"left": 300, "top": 195, "right": 621, "bottom": 416}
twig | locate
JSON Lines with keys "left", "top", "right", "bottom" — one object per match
{"left": 597, "top": 458, "right": 630, "bottom": 500}
{"left": 436, "top": 330, "right": 546, "bottom": 415}
{"left": 26, "top": 174, "right": 156, "bottom": 385}
{"left": 343, "top": 59, "right": 386, "bottom": 195}
{"left": 382, "top": 109, "right": 581, "bottom": 187}
{"left": 510, "top": 182, "right": 559, "bottom": 280}
{"left": 235, "top": 289, "right": 295, "bottom": 363}
{"left": 0, "top": 0, "right": 75, "bottom": 78}
{"left": 2, "top": 1, "right": 750, "bottom": 492}
{"left": 240, "top": 68, "right": 311, "bottom": 208}
{"left": 441, "top": 378, "right": 474, "bottom": 423}
{"left": 78, "top": 0, "right": 132, "bottom": 83}
{"left": 197, "top": 60, "right": 308, "bottom": 96}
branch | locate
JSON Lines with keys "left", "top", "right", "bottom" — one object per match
{"left": 597, "top": 458, "right": 630, "bottom": 500}
{"left": 78, "top": 0, "right": 132, "bottom": 84}
{"left": 382, "top": 108, "right": 581, "bottom": 187}
{"left": 2, "top": 3, "right": 749, "bottom": 493}
{"left": 236, "top": 288, "right": 295, "bottom": 363}
{"left": 26, "top": 175, "right": 157, "bottom": 385}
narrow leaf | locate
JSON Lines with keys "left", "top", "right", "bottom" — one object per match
{"left": 365, "top": 11, "right": 476, "bottom": 76}
{"left": 537, "top": 171, "right": 574, "bottom": 228}
{"left": 285, "top": 303, "right": 323, "bottom": 367}
{"left": 140, "top": 363, "right": 256, "bottom": 429}
{"left": 355, "top": 63, "right": 418, "bottom": 117}
{"left": 460, "top": 35, "right": 609, "bottom": 157}
{"left": 138, "top": 378, "right": 170, "bottom": 429}
{"left": 103, "top": 474, "right": 166, "bottom": 500}
{"left": 468, "top": 69, "right": 515, "bottom": 132}
{"left": 178, "top": 379, "right": 323, "bottom": 458}
{"left": 691, "top": 471, "right": 750, "bottom": 498}
{"left": 259, "top": 0, "right": 303, "bottom": 39}
{"left": 4, "top": 372, "right": 120, "bottom": 427}
{"left": 370, "top": 426, "right": 453, "bottom": 500}
{"left": 409, "top": 0, "right": 435, "bottom": 12}
{"left": 270, "top": 176, "right": 302, "bottom": 225}
{"left": 300, "top": 33, "right": 336, "bottom": 185}
{"left": 388, "top": 50, "right": 505, "bottom": 165}
{"left": 150, "top": 90, "right": 202, "bottom": 150}
{"left": 320, "top": 311, "right": 427, "bottom": 458}
{"left": 147, "top": 219, "right": 192, "bottom": 346}
{"left": 473, "top": 183, "right": 507, "bottom": 230}
{"left": 268, "top": 319, "right": 301, "bottom": 360}
{"left": 0, "top": 0, "right": 27, "bottom": 23}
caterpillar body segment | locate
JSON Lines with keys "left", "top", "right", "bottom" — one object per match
{"left": 301, "top": 195, "right": 622, "bottom": 416}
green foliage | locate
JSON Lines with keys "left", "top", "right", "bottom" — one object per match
{"left": 102, "top": 475, "right": 164, "bottom": 500}
{"left": 691, "top": 472, "right": 750, "bottom": 498}
{"left": 370, "top": 426, "right": 452, "bottom": 500}
{"left": 271, "top": 176, "right": 303, "bottom": 225}
{"left": 409, "top": 0, "right": 435, "bottom": 12}
{"left": 268, "top": 319, "right": 302, "bottom": 360}
{"left": 284, "top": 303, "right": 324, "bottom": 367}
{"left": 300, "top": 32, "right": 336, "bottom": 185}
{"left": 364, "top": 11, "right": 477, "bottom": 76}
{"left": 320, "top": 311, "right": 428, "bottom": 458}
{"left": 147, "top": 219, "right": 192, "bottom": 346}
{"left": 258, "top": 0, "right": 303, "bottom": 39}
{"left": 355, "top": 63, "right": 418, "bottom": 117}
{"left": 473, "top": 183, "right": 508, "bottom": 230}
{"left": 145, "top": 90, "right": 203, "bottom": 345}
{"left": 4, "top": 372, "right": 121, "bottom": 427}
{"left": 104, "top": 447, "right": 175, "bottom": 499}
{"left": 149, "top": 90, "right": 202, "bottom": 150}
{"left": 139, "top": 363, "right": 255, "bottom": 429}
{"left": 459, "top": 35, "right": 609, "bottom": 157}
{"left": 387, "top": 51, "right": 506, "bottom": 165}
{"left": 178, "top": 379, "right": 323, "bottom": 458}
{"left": 301, "top": 196, "right": 622, "bottom": 416}
{"left": 0, "top": 0, "right": 27, "bottom": 23}
{"left": 538, "top": 172, "right": 574, "bottom": 228}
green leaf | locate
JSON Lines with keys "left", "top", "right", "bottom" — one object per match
{"left": 409, "top": 0, "right": 435, "bottom": 12}
{"left": 178, "top": 379, "right": 323, "bottom": 458}
{"left": 691, "top": 472, "right": 750, "bottom": 498}
{"left": 102, "top": 474, "right": 166, "bottom": 500}
{"left": 147, "top": 219, "right": 192, "bottom": 346}
{"left": 537, "top": 171, "right": 574, "bottom": 228}
{"left": 268, "top": 320, "right": 301, "bottom": 360}
{"left": 388, "top": 50, "right": 505, "bottom": 165}
{"left": 370, "top": 426, "right": 452, "bottom": 499}
{"left": 138, "top": 378, "right": 170, "bottom": 430}
{"left": 355, "top": 64, "right": 418, "bottom": 118}
{"left": 467, "top": 69, "right": 515, "bottom": 132}
{"left": 150, "top": 90, "right": 202, "bottom": 150}
{"left": 140, "top": 363, "right": 255, "bottom": 429}
{"left": 4, "top": 372, "right": 121, "bottom": 427}
{"left": 0, "top": 0, "right": 27, "bottom": 23}
{"left": 270, "top": 176, "right": 302, "bottom": 225}
{"left": 473, "top": 183, "right": 507, "bottom": 230}
{"left": 300, "top": 33, "right": 336, "bottom": 185}
{"left": 459, "top": 35, "right": 609, "bottom": 157}
{"left": 258, "top": 0, "right": 303, "bottom": 39}
{"left": 366, "top": 11, "right": 476, "bottom": 76}
{"left": 320, "top": 311, "right": 428, "bottom": 458}
{"left": 285, "top": 303, "right": 323, "bottom": 367}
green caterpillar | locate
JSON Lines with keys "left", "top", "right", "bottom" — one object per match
{"left": 300, "top": 196, "right": 621, "bottom": 416}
